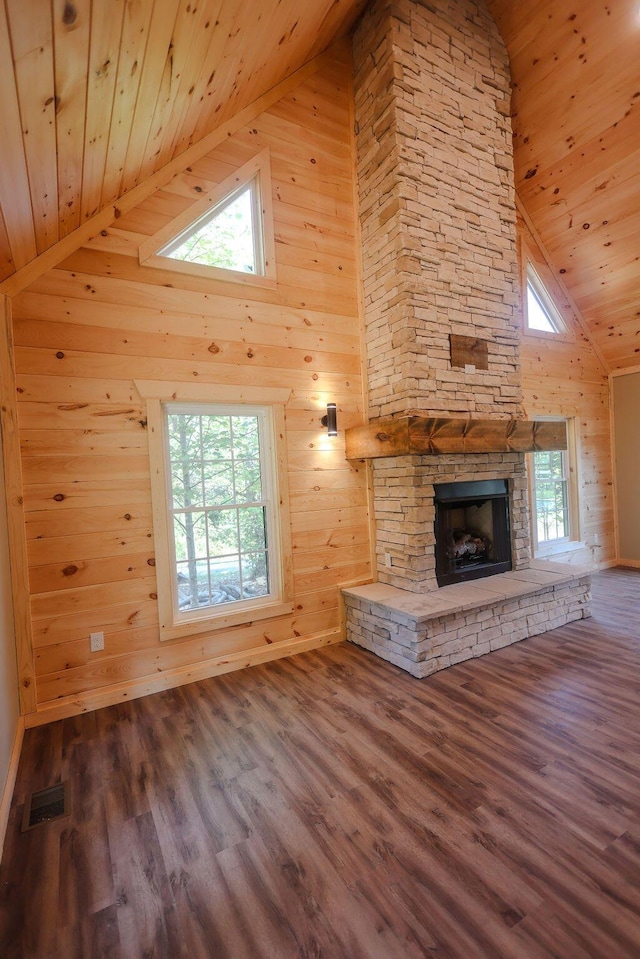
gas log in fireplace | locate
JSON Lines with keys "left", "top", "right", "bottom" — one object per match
{"left": 434, "top": 479, "right": 512, "bottom": 587}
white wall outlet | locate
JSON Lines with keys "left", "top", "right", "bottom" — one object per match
{"left": 384, "top": 552, "right": 393, "bottom": 567}
{"left": 90, "top": 631, "right": 104, "bottom": 652}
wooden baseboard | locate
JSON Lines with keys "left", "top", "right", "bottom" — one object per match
{"left": 25, "top": 629, "right": 344, "bottom": 728}
{"left": 613, "top": 558, "right": 640, "bottom": 569}
{"left": 0, "top": 716, "right": 24, "bottom": 861}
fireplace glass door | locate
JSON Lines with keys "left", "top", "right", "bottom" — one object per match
{"left": 434, "top": 479, "right": 512, "bottom": 587}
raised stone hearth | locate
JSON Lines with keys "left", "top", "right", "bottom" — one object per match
{"left": 343, "top": 562, "right": 592, "bottom": 678}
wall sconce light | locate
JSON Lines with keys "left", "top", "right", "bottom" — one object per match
{"left": 321, "top": 403, "right": 338, "bottom": 437}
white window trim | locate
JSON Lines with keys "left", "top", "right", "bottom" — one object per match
{"left": 527, "top": 417, "right": 584, "bottom": 557}
{"left": 138, "top": 149, "right": 277, "bottom": 290}
{"left": 158, "top": 177, "right": 265, "bottom": 277}
{"left": 135, "top": 381, "right": 293, "bottom": 641}
{"left": 524, "top": 264, "right": 570, "bottom": 340}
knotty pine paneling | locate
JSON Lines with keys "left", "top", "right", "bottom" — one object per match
{"left": 519, "top": 213, "right": 615, "bottom": 568}
{"left": 0, "top": 2, "right": 369, "bottom": 284}
{"left": 488, "top": 0, "right": 640, "bottom": 372}
{"left": 13, "top": 55, "right": 371, "bottom": 711}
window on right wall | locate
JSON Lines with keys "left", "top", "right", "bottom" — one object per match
{"left": 525, "top": 265, "right": 566, "bottom": 335}
{"left": 528, "top": 419, "right": 581, "bottom": 555}
{"left": 531, "top": 448, "right": 571, "bottom": 544}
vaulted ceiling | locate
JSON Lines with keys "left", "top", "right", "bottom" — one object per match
{"left": 0, "top": 0, "right": 367, "bottom": 282}
{"left": 1, "top": 0, "right": 638, "bottom": 370}
{"left": 488, "top": 0, "right": 639, "bottom": 372}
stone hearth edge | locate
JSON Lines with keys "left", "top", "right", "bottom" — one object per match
{"left": 343, "top": 561, "right": 592, "bottom": 679}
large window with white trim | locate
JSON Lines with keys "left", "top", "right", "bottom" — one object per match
{"left": 166, "top": 404, "right": 277, "bottom": 620}
{"left": 138, "top": 382, "right": 293, "bottom": 640}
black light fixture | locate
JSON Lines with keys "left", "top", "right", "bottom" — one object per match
{"left": 321, "top": 402, "right": 338, "bottom": 436}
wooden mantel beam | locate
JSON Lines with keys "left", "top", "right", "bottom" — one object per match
{"left": 345, "top": 417, "right": 567, "bottom": 460}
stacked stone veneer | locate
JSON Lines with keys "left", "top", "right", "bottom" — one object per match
{"left": 343, "top": 0, "right": 593, "bottom": 676}
{"left": 374, "top": 451, "right": 530, "bottom": 592}
{"left": 344, "top": 566, "right": 592, "bottom": 678}
{"left": 353, "top": 0, "right": 521, "bottom": 421}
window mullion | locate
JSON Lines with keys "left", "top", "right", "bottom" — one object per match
{"left": 236, "top": 507, "right": 243, "bottom": 600}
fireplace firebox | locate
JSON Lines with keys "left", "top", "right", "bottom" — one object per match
{"left": 434, "top": 479, "right": 512, "bottom": 587}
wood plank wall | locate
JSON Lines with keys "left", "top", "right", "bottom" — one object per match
{"left": 11, "top": 49, "right": 372, "bottom": 719}
{"left": 518, "top": 213, "right": 616, "bottom": 568}
{"left": 6, "top": 44, "right": 617, "bottom": 720}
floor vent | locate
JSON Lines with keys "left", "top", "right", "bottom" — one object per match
{"left": 22, "top": 782, "right": 71, "bottom": 831}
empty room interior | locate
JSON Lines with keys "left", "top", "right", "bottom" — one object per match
{"left": 0, "top": 0, "right": 639, "bottom": 956}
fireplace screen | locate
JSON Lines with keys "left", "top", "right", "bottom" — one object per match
{"left": 434, "top": 479, "right": 512, "bottom": 587}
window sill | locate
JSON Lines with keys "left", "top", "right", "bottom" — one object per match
{"left": 522, "top": 327, "right": 573, "bottom": 344}
{"left": 160, "top": 599, "right": 295, "bottom": 642}
{"left": 534, "top": 540, "right": 586, "bottom": 559}
{"left": 141, "top": 253, "right": 278, "bottom": 291}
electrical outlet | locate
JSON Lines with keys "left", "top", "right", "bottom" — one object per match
{"left": 90, "top": 631, "right": 104, "bottom": 652}
{"left": 384, "top": 552, "right": 393, "bottom": 567}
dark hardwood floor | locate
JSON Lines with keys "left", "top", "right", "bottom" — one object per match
{"left": 1, "top": 567, "right": 640, "bottom": 958}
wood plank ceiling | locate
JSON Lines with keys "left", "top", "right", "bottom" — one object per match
{"left": 488, "top": 0, "right": 640, "bottom": 371}
{"left": 0, "top": 0, "right": 638, "bottom": 371}
{"left": 0, "top": 0, "right": 366, "bottom": 282}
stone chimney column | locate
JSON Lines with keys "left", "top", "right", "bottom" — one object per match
{"left": 353, "top": 0, "right": 522, "bottom": 422}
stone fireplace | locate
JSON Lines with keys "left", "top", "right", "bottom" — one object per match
{"left": 371, "top": 451, "right": 529, "bottom": 593}
{"left": 341, "top": 0, "right": 591, "bottom": 677}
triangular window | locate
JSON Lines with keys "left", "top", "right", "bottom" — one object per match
{"left": 138, "top": 149, "right": 276, "bottom": 287}
{"left": 158, "top": 179, "right": 262, "bottom": 275}
{"left": 526, "top": 266, "right": 565, "bottom": 334}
